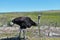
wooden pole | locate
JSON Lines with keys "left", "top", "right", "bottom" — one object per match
{"left": 38, "top": 15, "right": 41, "bottom": 37}
{"left": 55, "top": 22, "right": 57, "bottom": 27}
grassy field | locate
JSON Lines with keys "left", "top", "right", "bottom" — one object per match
{"left": 0, "top": 11, "right": 60, "bottom": 27}
{"left": 0, "top": 28, "right": 60, "bottom": 40}
{"left": 30, "top": 37, "right": 60, "bottom": 40}
{"left": 0, "top": 11, "right": 60, "bottom": 40}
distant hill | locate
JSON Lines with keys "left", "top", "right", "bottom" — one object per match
{"left": 0, "top": 10, "right": 60, "bottom": 14}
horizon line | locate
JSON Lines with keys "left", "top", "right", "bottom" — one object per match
{"left": 0, "top": 9, "right": 60, "bottom": 13}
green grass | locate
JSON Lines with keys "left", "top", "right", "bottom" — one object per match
{"left": 0, "top": 11, "right": 60, "bottom": 40}
{"left": 0, "top": 11, "right": 60, "bottom": 27}
{"left": 40, "top": 15, "right": 60, "bottom": 26}
{"left": 0, "top": 33, "right": 18, "bottom": 38}
{"left": 30, "top": 37, "right": 60, "bottom": 40}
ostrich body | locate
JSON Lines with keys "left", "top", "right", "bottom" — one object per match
{"left": 11, "top": 17, "right": 37, "bottom": 40}
{"left": 12, "top": 17, "right": 37, "bottom": 29}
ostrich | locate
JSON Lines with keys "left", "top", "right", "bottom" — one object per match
{"left": 10, "top": 17, "right": 37, "bottom": 40}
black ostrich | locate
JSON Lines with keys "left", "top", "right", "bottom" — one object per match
{"left": 11, "top": 17, "right": 37, "bottom": 29}
{"left": 10, "top": 17, "right": 37, "bottom": 39}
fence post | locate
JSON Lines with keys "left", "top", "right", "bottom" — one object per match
{"left": 38, "top": 15, "right": 41, "bottom": 37}
{"left": 55, "top": 22, "right": 57, "bottom": 27}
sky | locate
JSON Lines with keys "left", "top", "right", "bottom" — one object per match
{"left": 0, "top": 0, "right": 60, "bottom": 12}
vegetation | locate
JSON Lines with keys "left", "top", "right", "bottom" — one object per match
{"left": 30, "top": 37, "right": 60, "bottom": 40}
{"left": 0, "top": 10, "right": 60, "bottom": 40}
{"left": 0, "top": 11, "right": 60, "bottom": 27}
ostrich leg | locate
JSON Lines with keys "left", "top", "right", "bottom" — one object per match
{"left": 19, "top": 28, "right": 26, "bottom": 40}
{"left": 23, "top": 29, "right": 26, "bottom": 40}
{"left": 19, "top": 28, "right": 21, "bottom": 39}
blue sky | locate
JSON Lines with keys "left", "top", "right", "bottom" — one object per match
{"left": 0, "top": 0, "right": 60, "bottom": 12}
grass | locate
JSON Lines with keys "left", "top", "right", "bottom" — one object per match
{"left": 0, "top": 11, "right": 60, "bottom": 40}
{"left": 0, "top": 33, "right": 18, "bottom": 39}
{"left": 0, "top": 12, "right": 60, "bottom": 27}
{"left": 40, "top": 15, "right": 60, "bottom": 26}
{"left": 30, "top": 37, "right": 60, "bottom": 40}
